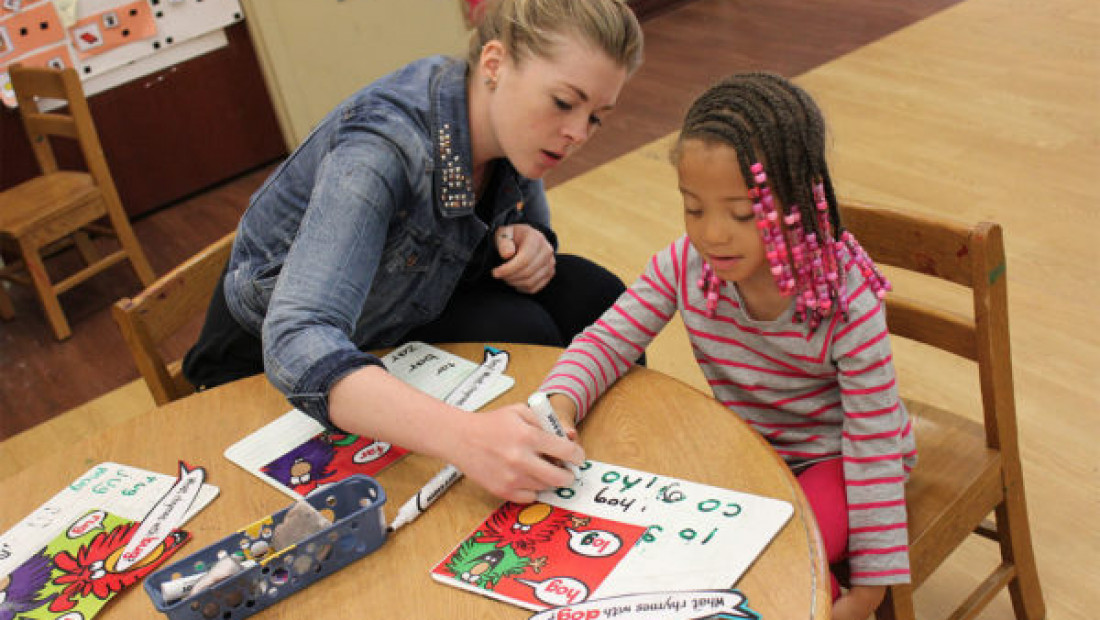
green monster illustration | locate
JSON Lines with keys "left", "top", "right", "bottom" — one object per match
{"left": 443, "top": 533, "right": 544, "bottom": 590}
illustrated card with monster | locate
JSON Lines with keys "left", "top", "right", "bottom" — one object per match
{"left": 431, "top": 460, "right": 794, "bottom": 611}
{"left": 0, "top": 462, "right": 217, "bottom": 619}
{"left": 224, "top": 342, "right": 515, "bottom": 499}
{"left": 2, "top": 510, "right": 190, "bottom": 619}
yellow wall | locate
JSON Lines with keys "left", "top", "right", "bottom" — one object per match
{"left": 240, "top": 0, "right": 471, "bottom": 148}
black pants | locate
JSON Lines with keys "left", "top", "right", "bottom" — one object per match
{"left": 183, "top": 253, "right": 630, "bottom": 391}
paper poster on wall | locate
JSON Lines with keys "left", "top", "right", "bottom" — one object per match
{"left": 0, "top": 2, "right": 67, "bottom": 59}
{"left": 74, "top": 0, "right": 242, "bottom": 79}
{"left": 69, "top": 0, "right": 157, "bottom": 59}
{"left": 0, "top": 0, "right": 243, "bottom": 107}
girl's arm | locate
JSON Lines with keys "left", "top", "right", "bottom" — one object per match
{"left": 832, "top": 585, "right": 886, "bottom": 620}
{"left": 833, "top": 280, "right": 915, "bottom": 588}
{"left": 539, "top": 242, "right": 682, "bottom": 423}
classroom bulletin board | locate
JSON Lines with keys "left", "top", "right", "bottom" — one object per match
{"left": 0, "top": 0, "right": 242, "bottom": 107}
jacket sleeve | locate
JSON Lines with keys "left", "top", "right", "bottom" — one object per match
{"left": 517, "top": 178, "right": 558, "bottom": 250}
{"left": 262, "top": 134, "right": 410, "bottom": 426}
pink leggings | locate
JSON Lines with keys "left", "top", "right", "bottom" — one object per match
{"left": 797, "top": 458, "right": 848, "bottom": 601}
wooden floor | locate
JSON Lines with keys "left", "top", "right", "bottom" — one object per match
{"left": 4, "top": 0, "right": 1096, "bottom": 617}
{"left": 0, "top": 0, "right": 962, "bottom": 439}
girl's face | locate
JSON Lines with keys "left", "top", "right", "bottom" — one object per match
{"left": 483, "top": 35, "right": 628, "bottom": 179}
{"left": 677, "top": 139, "right": 774, "bottom": 290}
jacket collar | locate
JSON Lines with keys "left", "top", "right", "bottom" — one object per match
{"left": 431, "top": 58, "right": 477, "bottom": 218}
{"left": 430, "top": 57, "right": 529, "bottom": 221}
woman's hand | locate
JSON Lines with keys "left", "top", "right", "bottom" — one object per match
{"left": 450, "top": 402, "right": 584, "bottom": 504}
{"left": 492, "top": 224, "right": 555, "bottom": 293}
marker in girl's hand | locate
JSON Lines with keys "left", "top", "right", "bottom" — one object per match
{"left": 527, "top": 392, "right": 582, "bottom": 479}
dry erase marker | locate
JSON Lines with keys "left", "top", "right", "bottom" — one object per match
{"left": 388, "top": 464, "right": 462, "bottom": 533}
{"left": 527, "top": 392, "right": 582, "bottom": 479}
{"left": 388, "top": 346, "right": 511, "bottom": 534}
{"left": 160, "top": 557, "right": 257, "bottom": 603}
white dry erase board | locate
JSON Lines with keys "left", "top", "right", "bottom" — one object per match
{"left": 431, "top": 460, "right": 794, "bottom": 611}
{"left": 224, "top": 341, "right": 515, "bottom": 499}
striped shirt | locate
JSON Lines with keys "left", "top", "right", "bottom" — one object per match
{"left": 540, "top": 235, "right": 917, "bottom": 585}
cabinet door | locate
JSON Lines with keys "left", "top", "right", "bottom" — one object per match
{"left": 1, "top": 22, "right": 286, "bottom": 218}
{"left": 240, "top": 0, "right": 471, "bottom": 147}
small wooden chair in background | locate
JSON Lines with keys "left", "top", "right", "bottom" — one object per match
{"left": 0, "top": 65, "right": 156, "bottom": 340}
{"left": 839, "top": 202, "right": 1044, "bottom": 620}
{"left": 111, "top": 232, "right": 234, "bottom": 406}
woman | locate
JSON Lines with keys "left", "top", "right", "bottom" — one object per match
{"left": 184, "top": 0, "right": 644, "bottom": 503}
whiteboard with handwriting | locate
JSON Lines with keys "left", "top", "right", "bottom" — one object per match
{"left": 431, "top": 460, "right": 794, "bottom": 611}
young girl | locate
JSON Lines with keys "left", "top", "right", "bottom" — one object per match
{"left": 184, "top": 0, "right": 643, "bottom": 504}
{"left": 538, "top": 73, "right": 916, "bottom": 619}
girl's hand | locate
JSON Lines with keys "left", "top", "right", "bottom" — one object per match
{"left": 492, "top": 224, "right": 555, "bottom": 293}
{"left": 548, "top": 393, "right": 580, "bottom": 440}
{"left": 450, "top": 402, "right": 584, "bottom": 504}
{"left": 831, "top": 585, "right": 886, "bottom": 620}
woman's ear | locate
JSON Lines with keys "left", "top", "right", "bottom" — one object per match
{"left": 479, "top": 39, "right": 506, "bottom": 84}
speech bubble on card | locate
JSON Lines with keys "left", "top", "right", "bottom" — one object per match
{"left": 353, "top": 441, "right": 392, "bottom": 464}
{"left": 67, "top": 510, "right": 107, "bottom": 538}
{"left": 518, "top": 576, "right": 590, "bottom": 607}
{"left": 566, "top": 528, "right": 623, "bottom": 558}
{"left": 116, "top": 462, "right": 205, "bottom": 572}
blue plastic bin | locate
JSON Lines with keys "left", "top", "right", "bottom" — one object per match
{"left": 144, "top": 475, "right": 387, "bottom": 619}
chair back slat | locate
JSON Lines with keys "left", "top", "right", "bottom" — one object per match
{"left": 112, "top": 233, "right": 235, "bottom": 405}
{"left": 135, "top": 235, "right": 233, "bottom": 343}
{"left": 884, "top": 296, "right": 977, "bottom": 361}
{"left": 9, "top": 65, "right": 71, "bottom": 101}
{"left": 840, "top": 202, "right": 975, "bottom": 287}
{"left": 10, "top": 65, "right": 108, "bottom": 181}
{"left": 20, "top": 112, "right": 80, "bottom": 140}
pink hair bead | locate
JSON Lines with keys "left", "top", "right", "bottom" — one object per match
{"left": 698, "top": 261, "right": 721, "bottom": 318}
{"left": 749, "top": 162, "right": 794, "bottom": 298}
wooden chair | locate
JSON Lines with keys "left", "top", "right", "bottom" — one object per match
{"left": 0, "top": 65, "right": 156, "bottom": 340}
{"left": 111, "top": 232, "right": 234, "bottom": 406}
{"left": 838, "top": 202, "right": 1045, "bottom": 620}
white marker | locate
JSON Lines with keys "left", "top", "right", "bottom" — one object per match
{"left": 527, "top": 392, "right": 582, "bottom": 479}
{"left": 388, "top": 347, "right": 511, "bottom": 534}
{"left": 160, "top": 557, "right": 257, "bottom": 603}
{"left": 387, "top": 464, "right": 463, "bottom": 533}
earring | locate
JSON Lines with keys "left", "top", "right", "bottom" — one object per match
{"left": 485, "top": 75, "right": 498, "bottom": 91}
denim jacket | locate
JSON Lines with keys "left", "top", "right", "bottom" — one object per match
{"left": 223, "top": 55, "right": 553, "bottom": 425}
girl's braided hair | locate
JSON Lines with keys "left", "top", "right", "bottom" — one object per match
{"left": 673, "top": 73, "right": 889, "bottom": 329}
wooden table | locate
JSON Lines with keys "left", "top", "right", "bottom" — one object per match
{"left": 0, "top": 343, "right": 830, "bottom": 618}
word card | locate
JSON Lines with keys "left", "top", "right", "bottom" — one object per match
{"left": 224, "top": 342, "right": 515, "bottom": 499}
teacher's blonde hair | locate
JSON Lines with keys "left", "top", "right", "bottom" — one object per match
{"left": 468, "top": 0, "right": 644, "bottom": 75}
